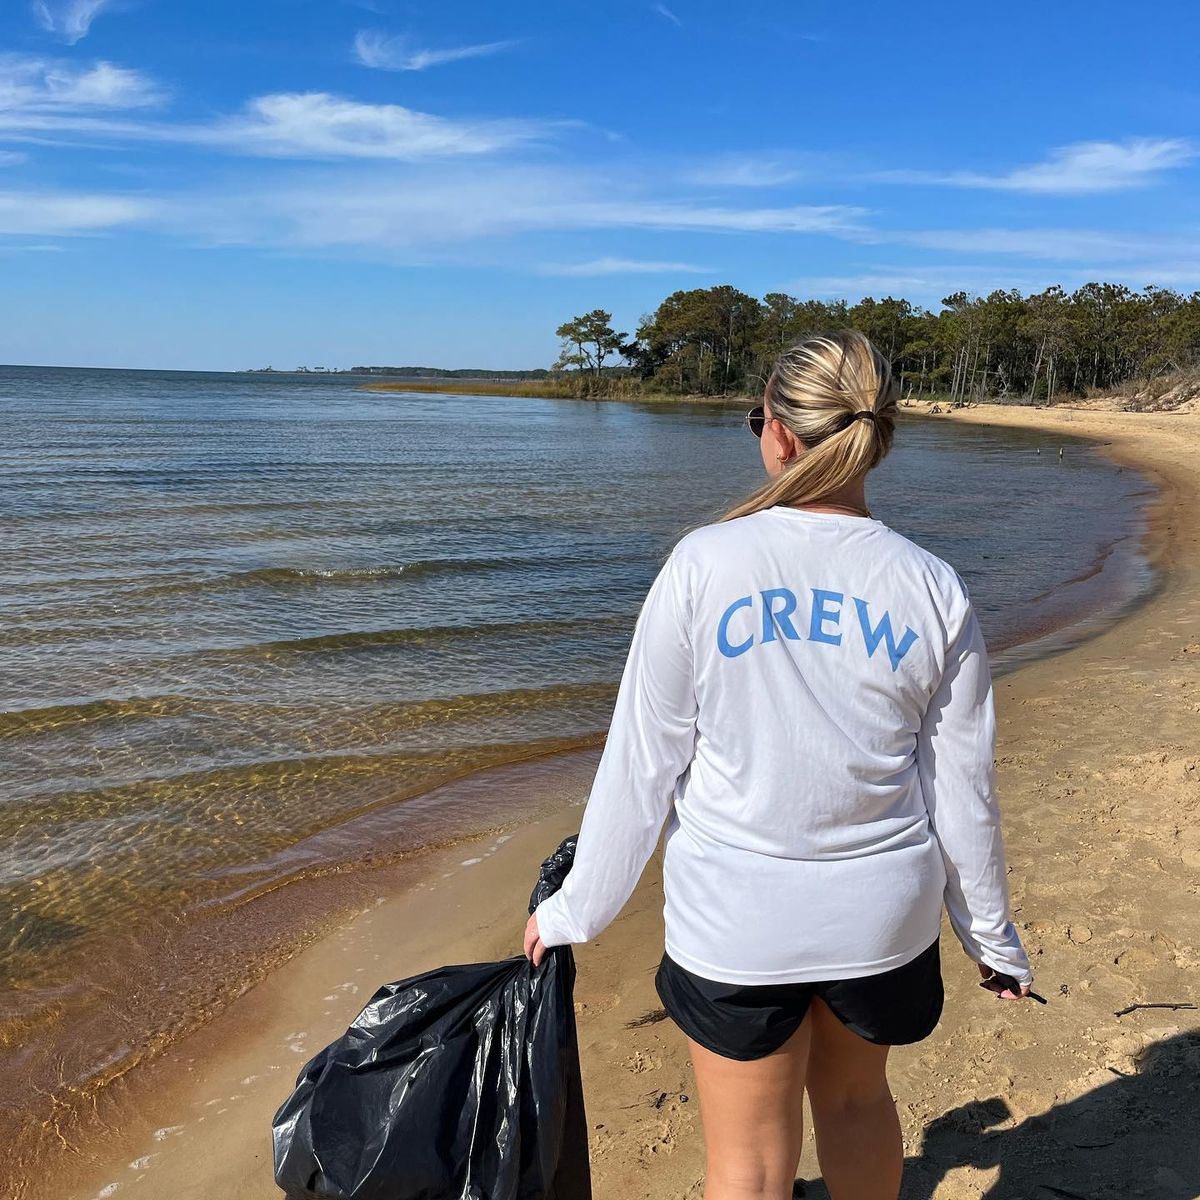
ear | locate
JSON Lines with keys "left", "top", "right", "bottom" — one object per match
{"left": 773, "top": 419, "right": 806, "bottom": 460}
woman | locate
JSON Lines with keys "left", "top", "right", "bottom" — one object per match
{"left": 523, "top": 330, "right": 1034, "bottom": 1200}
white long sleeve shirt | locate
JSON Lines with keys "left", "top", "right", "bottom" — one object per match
{"left": 534, "top": 505, "right": 1033, "bottom": 988}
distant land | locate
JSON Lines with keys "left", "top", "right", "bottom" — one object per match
{"left": 244, "top": 366, "right": 556, "bottom": 380}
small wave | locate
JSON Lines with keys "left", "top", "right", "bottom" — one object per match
{"left": 17, "top": 728, "right": 608, "bottom": 811}
{"left": 131, "top": 552, "right": 620, "bottom": 596}
{"left": 0, "top": 694, "right": 196, "bottom": 738}
{"left": 0, "top": 680, "right": 618, "bottom": 741}
{"left": 3, "top": 548, "right": 646, "bottom": 607}
{"left": 223, "top": 612, "right": 630, "bottom": 656}
{"left": 124, "top": 561, "right": 443, "bottom": 597}
{"left": 216, "top": 564, "right": 428, "bottom": 586}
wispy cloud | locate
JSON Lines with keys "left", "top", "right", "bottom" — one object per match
{"left": 0, "top": 188, "right": 153, "bottom": 235}
{"left": 30, "top": 0, "right": 113, "bottom": 45}
{"left": 0, "top": 240, "right": 65, "bottom": 251}
{"left": 0, "top": 92, "right": 555, "bottom": 160}
{"left": 353, "top": 30, "right": 520, "bottom": 72}
{"left": 892, "top": 226, "right": 1189, "bottom": 262}
{"left": 685, "top": 156, "right": 801, "bottom": 188}
{"left": 0, "top": 55, "right": 164, "bottom": 111}
{"left": 538, "top": 257, "right": 712, "bottom": 276}
{"left": 209, "top": 93, "right": 546, "bottom": 159}
{"left": 163, "top": 166, "right": 871, "bottom": 253}
{"left": 653, "top": 3, "right": 682, "bottom": 27}
{"left": 785, "top": 265, "right": 1052, "bottom": 301}
{"left": 8, "top": 159, "right": 1199, "bottom": 297}
{"left": 0, "top": 150, "right": 28, "bottom": 165}
{"left": 588, "top": 200, "right": 865, "bottom": 234}
{"left": 787, "top": 259, "right": 1200, "bottom": 303}
{"left": 878, "top": 138, "right": 1197, "bottom": 195}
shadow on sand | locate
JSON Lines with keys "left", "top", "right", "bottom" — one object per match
{"left": 796, "top": 1030, "right": 1200, "bottom": 1200}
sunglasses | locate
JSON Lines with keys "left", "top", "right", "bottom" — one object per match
{"left": 744, "top": 405, "right": 768, "bottom": 438}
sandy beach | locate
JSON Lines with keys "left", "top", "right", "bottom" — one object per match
{"left": 21, "top": 400, "right": 1200, "bottom": 1200}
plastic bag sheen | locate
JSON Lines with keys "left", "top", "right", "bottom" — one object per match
{"left": 271, "top": 836, "right": 591, "bottom": 1200}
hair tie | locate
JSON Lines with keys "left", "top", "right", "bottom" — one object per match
{"left": 838, "top": 409, "right": 878, "bottom": 431}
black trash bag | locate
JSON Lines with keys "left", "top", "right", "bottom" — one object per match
{"left": 271, "top": 836, "right": 591, "bottom": 1200}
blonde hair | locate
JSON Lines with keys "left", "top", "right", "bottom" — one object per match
{"left": 718, "top": 329, "right": 898, "bottom": 523}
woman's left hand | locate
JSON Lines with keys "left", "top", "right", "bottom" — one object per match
{"left": 978, "top": 962, "right": 1031, "bottom": 1000}
{"left": 523, "top": 913, "right": 547, "bottom": 968}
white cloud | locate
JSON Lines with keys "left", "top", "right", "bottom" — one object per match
{"left": 0, "top": 150, "right": 28, "bottom": 165}
{"left": 0, "top": 92, "right": 554, "bottom": 160}
{"left": 0, "top": 55, "right": 163, "bottom": 112}
{"left": 31, "top": 0, "right": 113, "bottom": 45}
{"left": 685, "top": 157, "right": 801, "bottom": 187}
{"left": 893, "top": 226, "right": 1188, "bottom": 262}
{"left": 0, "top": 189, "right": 153, "bottom": 234}
{"left": 207, "top": 93, "right": 547, "bottom": 159}
{"left": 878, "top": 138, "right": 1197, "bottom": 195}
{"left": 353, "top": 30, "right": 519, "bottom": 72}
{"left": 0, "top": 240, "right": 64, "bottom": 251}
{"left": 786, "top": 261, "right": 1200, "bottom": 303}
{"left": 785, "top": 265, "right": 1052, "bottom": 301}
{"left": 5, "top": 159, "right": 1198, "bottom": 300}
{"left": 653, "top": 4, "right": 682, "bottom": 27}
{"left": 538, "top": 257, "right": 712, "bottom": 275}
{"left": 587, "top": 201, "right": 864, "bottom": 234}
{"left": 164, "top": 166, "right": 871, "bottom": 253}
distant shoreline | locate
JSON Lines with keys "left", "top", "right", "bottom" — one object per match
{"left": 362, "top": 378, "right": 735, "bottom": 403}
{"left": 360, "top": 379, "right": 1141, "bottom": 418}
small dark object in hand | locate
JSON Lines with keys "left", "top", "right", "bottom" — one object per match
{"left": 979, "top": 968, "right": 1048, "bottom": 1005}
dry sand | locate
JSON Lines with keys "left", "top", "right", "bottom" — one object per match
{"left": 22, "top": 402, "right": 1200, "bottom": 1200}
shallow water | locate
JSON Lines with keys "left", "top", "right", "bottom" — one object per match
{"left": 0, "top": 366, "right": 1155, "bottom": 1116}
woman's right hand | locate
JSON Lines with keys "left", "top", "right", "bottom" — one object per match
{"left": 523, "top": 913, "right": 547, "bottom": 968}
{"left": 978, "top": 963, "right": 1031, "bottom": 1000}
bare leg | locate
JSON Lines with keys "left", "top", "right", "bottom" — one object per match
{"left": 803, "top": 997, "right": 902, "bottom": 1200}
{"left": 684, "top": 1018, "right": 812, "bottom": 1200}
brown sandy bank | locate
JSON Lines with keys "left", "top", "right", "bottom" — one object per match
{"left": 27, "top": 403, "right": 1200, "bottom": 1200}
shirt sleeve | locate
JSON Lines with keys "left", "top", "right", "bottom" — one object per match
{"left": 533, "top": 549, "right": 698, "bottom": 948}
{"left": 917, "top": 590, "right": 1034, "bottom": 987}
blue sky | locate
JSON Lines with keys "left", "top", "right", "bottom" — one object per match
{"left": 1, "top": 0, "right": 1198, "bottom": 370}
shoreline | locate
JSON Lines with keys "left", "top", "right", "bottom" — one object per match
{"left": 0, "top": 411, "right": 1145, "bottom": 1147}
{"left": 14, "top": 403, "right": 1200, "bottom": 1200}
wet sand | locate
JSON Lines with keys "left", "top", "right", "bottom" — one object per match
{"left": 20, "top": 401, "right": 1200, "bottom": 1200}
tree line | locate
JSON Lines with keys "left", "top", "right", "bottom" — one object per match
{"left": 553, "top": 283, "right": 1200, "bottom": 403}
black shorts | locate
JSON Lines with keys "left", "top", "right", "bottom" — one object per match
{"left": 654, "top": 939, "right": 944, "bottom": 1061}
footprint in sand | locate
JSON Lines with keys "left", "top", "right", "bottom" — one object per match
{"left": 623, "top": 1049, "right": 662, "bottom": 1074}
{"left": 128, "top": 1155, "right": 155, "bottom": 1170}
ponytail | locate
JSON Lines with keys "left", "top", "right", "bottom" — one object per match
{"left": 717, "top": 330, "right": 897, "bottom": 524}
